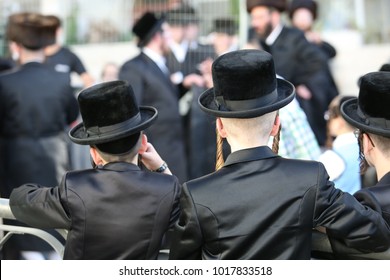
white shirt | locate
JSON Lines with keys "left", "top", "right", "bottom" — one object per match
{"left": 318, "top": 132, "right": 357, "bottom": 181}
{"left": 266, "top": 24, "right": 283, "bottom": 45}
{"left": 142, "top": 47, "right": 169, "bottom": 75}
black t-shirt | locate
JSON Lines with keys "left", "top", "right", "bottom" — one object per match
{"left": 45, "top": 47, "right": 87, "bottom": 85}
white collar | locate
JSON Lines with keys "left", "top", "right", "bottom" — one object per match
{"left": 142, "top": 47, "right": 168, "bottom": 74}
{"left": 266, "top": 24, "right": 283, "bottom": 45}
{"left": 142, "top": 47, "right": 166, "bottom": 65}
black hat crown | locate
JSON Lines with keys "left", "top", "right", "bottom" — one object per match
{"left": 341, "top": 71, "right": 390, "bottom": 137}
{"left": 199, "top": 49, "right": 295, "bottom": 118}
{"left": 247, "top": 0, "right": 287, "bottom": 13}
{"left": 132, "top": 12, "right": 165, "bottom": 47}
{"left": 69, "top": 80, "right": 157, "bottom": 145}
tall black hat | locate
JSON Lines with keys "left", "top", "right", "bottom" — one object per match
{"left": 199, "top": 49, "right": 295, "bottom": 118}
{"left": 132, "top": 12, "right": 165, "bottom": 47}
{"left": 341, "top": 71, "right": 390, "bottom": 137}
{"left": 69, "top": 81, "right": 158, "bottom": 147}
{"left": 246, "top": 0, "right": 287, "bottom": 13}
{"left": 6, "top": 12, "right": 57, "bottom": 50}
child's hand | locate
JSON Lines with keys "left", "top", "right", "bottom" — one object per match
{"left": 139, "top": 135, "right": 171, "bottom": 174}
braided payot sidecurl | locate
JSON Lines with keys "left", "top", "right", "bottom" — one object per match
{"left": 215, "top": 129, "right": 225, "bottom": 171}
{"left": 271, "top": 123, "right": 281, "bottom": 154}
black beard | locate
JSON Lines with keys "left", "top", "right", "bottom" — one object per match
{"left": 255, "top": 22, "right": 274, "bottom": 40}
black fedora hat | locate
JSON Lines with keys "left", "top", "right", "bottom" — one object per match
{"left": 69, "top": 80, "right": 158, "bottom": 145}
{"left": 247, "top": 0, "right": 287, "bottom": 13}
{"left": 199, "top": 49, "right": 295, "bottom": 118}
{"left": 341, "top": 71, "right": 390, "bottom": 137}
{"left": 132, "top": 12, "right": 165, "bottom": 47}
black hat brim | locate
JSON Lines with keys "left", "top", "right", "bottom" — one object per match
{"left": 341, "top": 98, "right": 390, "bottom": 137}
{"left": 69, "top": 106, "right": 158, "bottom": 145}
{"left": 198, "top": 78, "right": 295, "bottom": 118}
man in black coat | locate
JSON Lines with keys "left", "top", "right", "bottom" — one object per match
{"left": 247, "top": 0, "right": 338, "bottom": 147}
{"left": 0, "top": 12, "right": 79, "bottom": 259}
{"left": 119, "top": 12, "right": 188, "bottom": 183}
{"left": 169, "top": 50, "right": 390, "bottom": 260}
{"left": 9, "top": 81, "right": 181, "bottom": 259}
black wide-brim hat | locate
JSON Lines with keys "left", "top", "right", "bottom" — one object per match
{"left": 199, "top": 49, "right": 295, "bottom": 118}
{"left": 341, "top": 71, "right": 390, "bottom": 137}
{"left": 132, "top": 12, "right": 165, "bottom": 48}
{"left": 247, "top": 0, "right": 287, "bottom": 13}
{"left": 69, "top": 80, "right": 158, "bottom": 145}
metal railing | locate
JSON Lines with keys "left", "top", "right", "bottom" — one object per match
{"left": 0, "top": 198, "right": 66, "bottom": 258}
{"left": 1, "top": 197, "right": 389, "bottom": 260}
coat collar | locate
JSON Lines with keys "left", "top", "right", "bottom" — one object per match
{"left": 376, "top": 171, "right": 390, "bottom": 187}
{"left": 98, "top": 161, "right": 140, "bottom": 172}
{"left": 224, "top": 146, "right": 278, "bottom": 167}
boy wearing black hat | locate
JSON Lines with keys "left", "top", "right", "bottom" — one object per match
{"left": 341, "top": 71, "right": 390, "bottom": 225}
{"left": 9, "top": 81, "right": 181, "bottom": 259}
{"left": 169, "top": 49, "right": 390, "bottom": 260}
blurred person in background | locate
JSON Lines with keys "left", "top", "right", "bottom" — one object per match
{"left": 44, "top": 15, "right": 95, "bottom": 171}
{"left": 119, "top": 12, "right": 189, "bottom": 183}
{"left": 210, "top": 18, "right": 239, "bottom": 57}
{"left": 319, "top": 95, "right": 361, "bottom": 194}
{"left": 288, "top": 0, "right": 336, "bottom": 59}
{"left": 100, "top": 62, "right": 119, "bottom": 83}
{"left": 247, "top": 0, "right": 339, "bottom": 148}
{"left": 44, "top": 15, "right": 94, "bottom": 89}
{"left": 0, "top": 12, "right": 79, "bottom": 259}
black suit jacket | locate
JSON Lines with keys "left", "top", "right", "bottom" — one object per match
{"left": 169, "top": 146, "right": 390, "bottom": 259}
{"left": 0, "top": 62, "right": 79, "bottom": 254}
{"left": 354, "top": 172, "right": 390, "bottom": 225}
{"left": 0, "top": 62, "right": 78, "bottom": 194}
{"left": 267, "top": 27, "right": 339, "bottom": 145}
{"left": 119, "top": 53, "right": 188, "bottom": 182}
{"left": 10, "top": 162, "right": 181, "bottom": 259}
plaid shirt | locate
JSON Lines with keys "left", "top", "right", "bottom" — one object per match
{"left": 269, "top": 98, "right": 321, "bottom": 160}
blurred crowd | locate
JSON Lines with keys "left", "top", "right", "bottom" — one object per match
{"left": 1, "top": 0, "right": 390, "bottom": 260}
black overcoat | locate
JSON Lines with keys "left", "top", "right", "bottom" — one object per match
{"left": 10, "top": 162, "right": 181, "bottom": 259}
{"left": 169, "top": 146, "right": 390, "bottom": 259}
{"left": 119, "top": 53, "right": 188, "bottom": 182}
